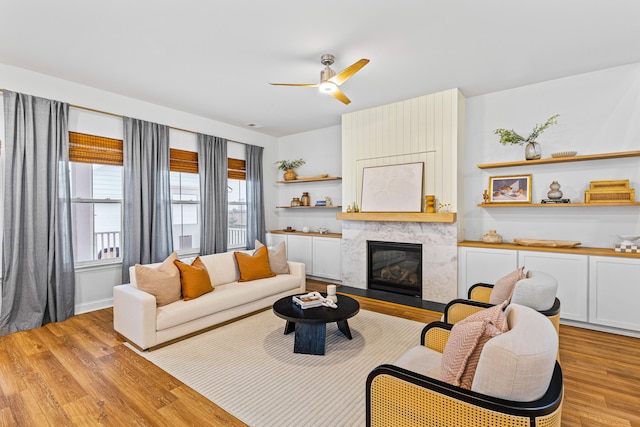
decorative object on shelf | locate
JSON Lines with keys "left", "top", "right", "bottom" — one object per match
{"left": 302, "top": 226, "right": 310, "bottom": 233}
{"left": 425, "top": 195, "right": 436, "bottom": 213}
{"left": 295, "top": 173, "right": 329, "bottom": 180}
{"left": 437, "top": 202, "right": 451, "bottom": 213}
{"left": 514, "top": 238, "right": 581, "bottom": 248}
{"left": 290, "top": 197, "right": 301, "bottom": 207}
{"left": 482, "top": 230, "right": 503, "bottom": 244}
{"left": 301, "top": 192, "right": 311, "bottom": 206}
{"left": 361, "top": 162, "right": 424, "bottom": 212}
{"left": 618, "top": 235, "right": 640, "bottom": 245}
{"left": 326, "top": 284, "right": 338, "bottom": 303}
{"left": 284, "top": 226, "right": 296, "bottom": 232}
{"left": 494, "top": 114, "right": 559, "bottom": 160}
{"left": 547, "top": 181, "right": 563, "bottom": 199}
{"left": 274, "top": 158, "right": 305, "bottom": 181}
{"left": 325, "top": 196, "right": 332, "bottom": 206}
{"left": 488, "top": 174, "right": 532, "bottom": 203}
{"left": 353, "top": 203, "right": 359, "bottom": 212}
{"left": 551, "top": 151, "right": 577, "bottom": 158}
{"left": 315, "top": 200, "right": 327, "bottom": 206}
{"left": 541, "top": 198, "right": 571, "bottom": 204}
{"left": 483, "top": 189, "right": 489, "bottom": 204}
{"left": 346, "top": 204, "right": 352, "bottom": 213}
{"left": 585, "top": 179, "right": 635, "bottom": 203}
{"left": 615, "top": 243, "right": 639, "bottom": 253}
{"left": 317, "top": 227, "right": 328, "bottom": 234}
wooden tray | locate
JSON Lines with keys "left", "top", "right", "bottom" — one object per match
{"left": 514, "top": 238, "right": 581, "bottom": 248}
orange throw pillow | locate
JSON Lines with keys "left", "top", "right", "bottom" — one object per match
{"left": 173, "top": 257, "right": 214, "bottom": 301}
{"left": 441, "top": 301, "right": 509, "bottom": 389}
{"left": 234, "top": 246, "right": 276, "bottom": 282}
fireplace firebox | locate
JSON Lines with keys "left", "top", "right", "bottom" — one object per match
{"left": 367, "top": 241, "right": 422, "bottom": 298}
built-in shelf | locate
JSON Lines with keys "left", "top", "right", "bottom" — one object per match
{"left": 276, "top": 176, "right": 342, "bottom": 184}
{"left": 478, "top": 202, "right": 640, "bottom": 208}
{"left": 276, "top": 205, "right": 342, "bottom": 209}
{"left": 458, "top": 240, "right": 640, "bottom": 259}
{"left": 337, "top": 212, "right": 456, "bottom": 223}
{"left": 477, "top": 150, "right": 640, "bottom": 169}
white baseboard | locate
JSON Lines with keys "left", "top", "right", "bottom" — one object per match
{"left": 75, "top": 298, "right": 113, "bottom": 315}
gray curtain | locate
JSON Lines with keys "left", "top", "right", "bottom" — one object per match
{"left": 198, "top": 133, "right": 228, "bottom": 255}
{"left": 0, "top": 90, "right": 75, "bottom": 335}
{"left": 121, "top": 117, "right": 173, "bottom": 283}
{"left": 245, "top": 144, "right": 266, "bottom": 249}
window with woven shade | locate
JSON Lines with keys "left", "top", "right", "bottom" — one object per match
{"left": 227, "top": 158, "right": 247, "bottom": 249}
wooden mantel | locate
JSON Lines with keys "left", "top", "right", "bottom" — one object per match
{"left": 336, "top": 212, "right": 456, "bottom": 223}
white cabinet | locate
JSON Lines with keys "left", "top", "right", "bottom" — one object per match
{"left": 286, "top": 234, "right": 313, "bottom": 268}
{"left": 266, "top": 232, "right": 342, "bottom": 281}
{"left": 589, "top": 256, "right": 640, "bottom": 331}
{"left": 518, "top": 251, "right": 588, "bottom": 322}
{"left": 457, "top": 247, "right": 518, "bottom": 297}
{"left": 312, "top": 237, "right": 341, "bottom": 280}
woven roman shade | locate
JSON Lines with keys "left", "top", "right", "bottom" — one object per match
{"left": 228, "top": 158, "right": 246, "bottom": 180}
{"left": 69, "top": 132, "right": 123, "bottom": 165}
{"left": 170, "top": 148, "right": 198, "bottom": 173}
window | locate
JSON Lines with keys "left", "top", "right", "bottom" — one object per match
{"left": 227, "top": 158, "right": 247, "bottom": 249}
{"left": 69, "top": 132, "right": 123, "bottom": 262}
{"left": 170, "top": 148, "right": 200, "bottom": 252}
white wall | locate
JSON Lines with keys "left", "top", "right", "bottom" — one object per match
{"left": 0, "top": 63, "right": 279, "bottom": 314}
{"left": 275, "top": 125, "right": 342, "bottom": 233}
{"left": 464, "top": 62, "right": 640, "bottom": 247}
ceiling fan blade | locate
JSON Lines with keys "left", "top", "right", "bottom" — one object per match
{"left": 329, "top": 87, "right": 351, "bottom": 105}
{"left": 328, "top": 58, "right": 369, "bottom": 86}
{"left": 269, "top": 83, "right": 319, "bottom": 87}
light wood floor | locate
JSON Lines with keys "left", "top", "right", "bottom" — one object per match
{"left": 0, "top": 280, "right": 638, "bottom": 426}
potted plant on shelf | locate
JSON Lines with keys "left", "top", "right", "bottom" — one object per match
{"left": 274, "top": 158, "right": 305, "bottom": 181}
{"left": 494, "top": 114, "right": 559, "bottom": 160}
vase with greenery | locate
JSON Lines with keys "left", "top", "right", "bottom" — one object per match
{"left": 494, "top": 114, "right": 559, "bottom": 160}
{"left": 274, "top": 158, "right": 305, "bottom": 181}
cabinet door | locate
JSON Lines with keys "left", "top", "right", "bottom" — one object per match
{"left": 312, "top": 237, "right": 341, "bottom": 280}
{"left": 589, "top": 256, "right": 640, "bottom": 331}
{"left": 458, "top": 247, "right": 518, "bottom": 297}
{"left": 286, "top": 235, "right": 313, "bottom": 270}
{"left": 518, "top": 251, "right": 588, "bottom": 321}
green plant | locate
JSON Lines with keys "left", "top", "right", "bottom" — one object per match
{"left": 494, "top": 114, "right": 560, "bottom": 146}
{"left": 274, "top": 158, "right": 305, "bottom": 171}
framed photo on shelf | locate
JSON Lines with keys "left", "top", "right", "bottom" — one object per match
{"left": 488, "top": 174, "right": 532, "bottom": 203}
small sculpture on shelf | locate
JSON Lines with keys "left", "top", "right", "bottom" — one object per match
{"left": 483, "top": 189, "right": 489, "bottom": 204}
{"left": 425, "top": 195, "right": 436, "bottom": 213}
{"left": 346, "top": 204, "right": 352, "bottom": 213}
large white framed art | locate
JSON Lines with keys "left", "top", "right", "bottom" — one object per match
{"left": 360, "top": 162, "right": 424, "bottom": 212}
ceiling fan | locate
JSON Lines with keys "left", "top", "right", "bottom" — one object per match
{"left": 269, "top": 54, "right": 369, "bottom": 105}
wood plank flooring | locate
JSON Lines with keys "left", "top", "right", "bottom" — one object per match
{"left": 0, "top": 279, "right": 637, "bottom": 426}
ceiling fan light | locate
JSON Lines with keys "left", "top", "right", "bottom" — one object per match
{"left": 319, "top": 81, "right": 337, "bottom": 94}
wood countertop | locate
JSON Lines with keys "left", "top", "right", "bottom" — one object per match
{"left": 458, "top": 240, "right": 640, "bottom": 259}
{"left": 269, "top": 230, "right": 342, "bottom": 238}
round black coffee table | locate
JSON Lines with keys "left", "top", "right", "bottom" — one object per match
{"left": 272, "top": 294, "right": 360, "bottom": 355}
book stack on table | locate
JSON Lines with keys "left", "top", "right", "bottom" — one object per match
{"left": 293, "top": 294, "right": 323, "bottom": 309}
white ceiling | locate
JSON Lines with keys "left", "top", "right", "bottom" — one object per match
{"left": 1, "top": 1, "right": 639, "bottom": 137}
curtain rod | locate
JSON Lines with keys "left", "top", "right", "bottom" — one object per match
{"left": 0, "top": 88, "right": 236, "bottom": 138}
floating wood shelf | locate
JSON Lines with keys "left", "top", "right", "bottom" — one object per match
{"left": 276, "top": 205, "right": 342, "bottom": 209}
{"left": 336, "top": 212, "right": 456, "bottom": 223}
{"left": 458, "top": 240, "right": 640, "bottom": 259}
{"left": 276, "top": 177, "right": 342, "bottom": 183}
{"left": 477, "top": 150, "right": 640, "bottom": 169}
{"left": 478, "top": 202, "right": 640, "bottom": 207}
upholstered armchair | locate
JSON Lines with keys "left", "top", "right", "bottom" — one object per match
{"left": 366, "top": 304, "right": 563, "bottom": 427}
{"left": 444, "top": 270, "right": 561, "bottom": 334}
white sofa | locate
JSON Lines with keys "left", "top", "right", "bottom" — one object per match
{"left": 113, "top": 251, "right": 306, "bottom": 350}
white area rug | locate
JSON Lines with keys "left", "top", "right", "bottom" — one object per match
{"left": 129, "top": 309, "right": 425, "bottom": 427}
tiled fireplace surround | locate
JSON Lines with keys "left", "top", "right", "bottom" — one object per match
{"left": 341, "top": 220, "right": 458, "bottom": 304}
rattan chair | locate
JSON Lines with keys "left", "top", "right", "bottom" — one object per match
{"left": 366, "top": 304, "right": 564, "bottom": 427}
{"left": 444, "top": 270, "right": 561, "bottom": 335}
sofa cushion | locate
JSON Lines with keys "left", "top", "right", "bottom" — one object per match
{"left": 134, "top": 252, "right": 181, "bottom": 306}
{"left": 472, "top": 304, "right": 558, "bottom": 401}
{"left": 511, "top": 270, "right": 558, "bottom": 311}
{"left": 156, "top": 274, "right": 301, "bottom": 331}
{"left": 441, "top": 301, "right": 509, "bottom": 389}
{"left": 255, "top": 240, "right": 290, "bottom": 274}
{"left": 198, "top": 252, "right": 240, "bottom": 286}
{"left": 489, "top": 266, "right": 526, "bottom": 305}
{"left": 174, "top": 257, "right": 214, "bottom": 301}
{"left": 234, "top": 246, "right": 276, "bottom": 282}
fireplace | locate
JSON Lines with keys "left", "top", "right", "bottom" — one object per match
{"left": 367, "top": 241, "right": 422, "bottom": 298}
